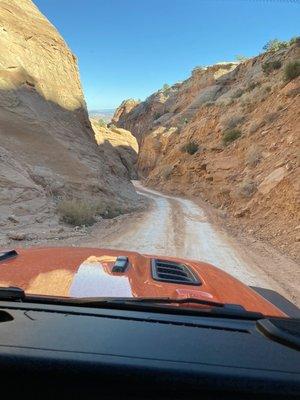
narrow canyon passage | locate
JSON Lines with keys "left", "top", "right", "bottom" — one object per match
{"left": 80, "top": 181, "right": 300, "bottom": 302}
{"left": 131, "top": 182, "right": 262, "bottom": 285}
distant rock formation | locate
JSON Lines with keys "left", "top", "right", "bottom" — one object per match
{"left": 114, "top": 43, "right": 300, "bottom": 261}
{"left": 91, "top": 119, "right": 138, "bottom": 180}
{"left": 0, "top": 0, "right": 139, "bottom": 241}
{"left": 112, "top": 99, "right": 142, "bottom": 139}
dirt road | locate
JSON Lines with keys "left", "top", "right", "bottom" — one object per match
{"left": 77, "top": 181, "right": 299, "bottom": 303}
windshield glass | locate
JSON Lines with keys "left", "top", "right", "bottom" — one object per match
{"left": 0, "top": 0, "right": 299, "bottom": 318}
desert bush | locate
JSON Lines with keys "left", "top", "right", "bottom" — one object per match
{"left": 256, "top": 91, "right": 268, "bottom": 103}
{"left": 57, "top": 197, "right": 124, "bottom": 225}
{"left": 58, "top": 199, "right": 96, "bottom": 226}
{"left": 162, "top": 166, "right": 173, "bottom": 179}
{"left": 92, "top": 199, "right": 107, "bottom": 216}
{"left": 284, "top": 60, "right": 300, "bottom": 81}
{"left": 222, "top": 114, "right": 245, "bottom": 130}
{"left": 248, "top": 120, "right": 264, "bottom": 134}
{"left": 232, "top": 88, "right": 244, "bottom": 98}
{"left": 225, "top": 99, "right": 235, "bottom": 106}
{"left": 222, "top": 129, "right": 242, "bottom": 145}
{"left": 97, "top": 118, "right": 106, "bottom": 128}
{"left": 93, "top": 199, "right": 122, "bottom": 219}
{"left": 162, "top": 83, "right": 170, "bottom": 93}
{"left": 154, "top": 112, "right": 162, "bottom": 120}
{"left": 245, "top": 146, "right": 262, "bottom": 167}
{"left": 246, "top": 81, "right": 260, "bottom": 92}
{"left": 238, "top": 180, "right": 257, "bottom": 198}
{"left": 263, "top": 39, "right": 288, "bottom": 52}
{"left": 264, "top": 112, "right": 279, "bottom": 124}
{"left": 181, "top": 141, "right": 199, "bottom": 155}
{"left": 104, "top": 204, "right": 123, "bottom": 219}
{"left": 262, "top": 60, "right": 282, "bottom": 74}
{"left": 203, "top": 101, "right": 215, "bottom": 107}
{"left": 181, "top": 117, "right": 188, "bottom": 125}
{"left": 263, "top": 85, "right": 272, "bottom": 93}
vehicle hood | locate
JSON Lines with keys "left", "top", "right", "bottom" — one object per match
{"left": 0, "top": 247, "right": 284, "bottom": 316}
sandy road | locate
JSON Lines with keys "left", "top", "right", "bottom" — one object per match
{"left": 80, "top": 181, "right": 300, "bottom": 300}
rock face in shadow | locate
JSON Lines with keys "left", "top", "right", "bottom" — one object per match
{"left": 114, "top": 44, "right": 300, "bottom": 261}
{"left": 0, "top": 0, "right": 139, "bottom": 239}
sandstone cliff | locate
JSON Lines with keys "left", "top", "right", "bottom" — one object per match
{"left": 114, "top": 43, "right": 300, "bottom": 261}
{"left": 91, "top": 119, "right": 138, "bottom": 180}
{"left": 0, "top": 0, "right": 139, "bottom": 242}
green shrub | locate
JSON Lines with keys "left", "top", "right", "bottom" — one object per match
{"left": 262, "top": 60, "right": 282, "bottom": 74}
{"left": 284, "top": 60, "right": 300, "bottom": 81}
{"left": 58, "top": 199, "right": 96, "bottom": 226}
{"left": 222, "top": 129, "right": 242, "bottom": 145}
{"left": 162, "top": 83, "right": 170, "bottom": 93}
{"left": 263, "top": 39, "right": 288, "bottom": 52}
{"left": 97, "top": 118, "right": 107, "bottom": 128}
{"left": 181, "top": 141, "right": 199, "bottom": 155}
{"left": 180, "top": 117, "right": 188, "bottom": 125}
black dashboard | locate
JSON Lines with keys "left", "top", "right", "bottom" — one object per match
{"left": 0, "top": 300, "right": 299, "bottom": 399}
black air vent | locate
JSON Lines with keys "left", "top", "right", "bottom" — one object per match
{"left": 0, "top": 310, "right": 13, "bottom": 323}
{"left": 0, "top": 250, "right": 18, "bottom": 262}
{"left": 151, "top": 259, "right": 201, "bottom": 285}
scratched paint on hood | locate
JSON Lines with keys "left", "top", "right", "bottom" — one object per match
{"left": 69, "top": 256, "right": 133, "bottom": 298}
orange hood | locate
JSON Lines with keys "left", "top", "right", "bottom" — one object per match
{"left": 0, "top": 247, "right": 285, "bottom": 317}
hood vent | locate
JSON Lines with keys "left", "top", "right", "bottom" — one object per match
{"left": 0, "top": 250, "right": 18, "bottom": 262}
{"left": 151, "top": 259, "right": 201, "bottom": 286}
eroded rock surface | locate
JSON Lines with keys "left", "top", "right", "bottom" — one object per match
{"left": 0, "top": 0, "right": 139, "bottom": 244}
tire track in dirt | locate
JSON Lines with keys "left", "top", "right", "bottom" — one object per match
{"left": 169, "top": 197, "right": 186, "bottom": 253}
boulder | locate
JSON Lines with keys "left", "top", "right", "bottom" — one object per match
{"left": 258, "top": 167, "right": 287, "bottom": 195}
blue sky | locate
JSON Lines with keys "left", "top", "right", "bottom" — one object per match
{"left": 34, "top": 0, "right": 299, "bottom": 110}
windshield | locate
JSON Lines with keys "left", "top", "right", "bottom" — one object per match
{"left": 0, "top": 0, "right": 299, "bottom": 318}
